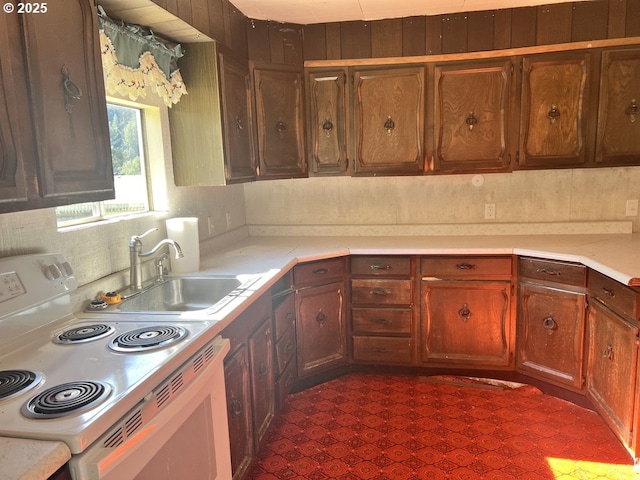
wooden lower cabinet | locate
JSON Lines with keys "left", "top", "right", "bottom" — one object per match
{"left": 518, "top": 283, "right": 587, "bottom": 390}
{"left": 296, "top": 281, "right": 347, "bottom": 377}
{"left": 421, "top": 280, "right": 513, "bottom": 367}
{"left": 224, "top": 345, "right": 253, "bottom": 480}
{"left": 586, "top": 299, "right": 639, "bottom": 451}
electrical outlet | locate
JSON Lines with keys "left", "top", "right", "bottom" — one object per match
{"left": 225, "top": 212, "right": 232, "bottom": 229}
{"left": 484, "top": 203, "right": 496, "bottom": 220}
{"left": 626, "top": 199, "right": 639, "bottom": 217}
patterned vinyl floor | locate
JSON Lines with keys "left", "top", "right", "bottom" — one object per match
{"left": 248, "top": 374, "right": 638, "bottom": 479}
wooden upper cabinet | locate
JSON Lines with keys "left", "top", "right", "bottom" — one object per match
{"left": 353, "top": 66, "right": 425, "bottom": 175}
{"left": 306, "top": 69, "right": 349, "bottom": 175}
{"left": 595, "top": 48, "right": 640, "bottom": 166}
{"left": 253, "top": 63, "right": 307, "bottom": 179}
{"left": 170, "top": 43, "right": 256, "bottom": 185}
{"left": 21, "top": 0, "right": 113, "bottom": 203}
{"left": 518, "top": 51, "right": 595, "bottom": 168}
{"left": 432, "top": 59, "right": 516, "bottom": 173}
{"left": 0, "top": 13, "right": 29, "bottom": 210}
{"left": 219, "top": 51, "right": 257, "bottom": 183}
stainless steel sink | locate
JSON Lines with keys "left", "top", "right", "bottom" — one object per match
{"left": 99, "top": 275, "right": 258, "bottom": 314}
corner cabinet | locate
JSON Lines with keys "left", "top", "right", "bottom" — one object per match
{"left": 595, "top": 48, "right": 640, "bottom": 166}
{"left": 421, "top": 256, "right": 515, "bottom": 368}
{"left": 431, "top": 59, "right": 516, "bottom": 173}
{"left": 252, "top": 63, "right": 307, "bottom": 179}
{"left": 0, "top": 0, "right": 113, "bottom": 212}
{"left": 517, "top": 257, "right": 587, "bottom": 391}
{"left": 518, "top": 51, "right": 596, "bottom": 169}
{"left": 169, "top": 44, "right": 257, "bottom": 185}
{"left": 353, "top": 66, "right": 425, "bottom": 175}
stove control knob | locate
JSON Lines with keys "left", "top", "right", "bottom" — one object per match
{"left": 43, "top": 263, "right": 62, "bottom": 280}
{"left": 57, "top": 261, "right": 74, "bottom": 277}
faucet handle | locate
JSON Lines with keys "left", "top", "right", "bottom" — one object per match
{"left": 130, "top": 228, "right": 158, "bottom": 246}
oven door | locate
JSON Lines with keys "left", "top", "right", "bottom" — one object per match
{"left": 69, "top": 338, "right": 231, "bottom": 480}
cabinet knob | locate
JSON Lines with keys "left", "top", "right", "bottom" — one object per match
{"left": 230, "top": 399, "right": 242, "bottom": 416}
{"left": 603, "top": 344, "right": 614, "bottom": 361}
{"left": 548, "top": 105, "right": 560, "bottom": 124}
{"left": 384, "top": 115, "right": 395, "bottom": 135}
{"left": 316, "top": 310, "right": 327, "bottom": 325}
{"left": 235, "top": 115, "right": 244, "bottom": 132}
{"left": 61, "top": 65, "right": 83, "bottom": 113}
{"left": 275, "top": 120, "right": 287, "bottom": 136}
{"left": 322, "top": 118, "right": 334, "bottom": 136}
{"left": 542, "top": 315, "right": 558, "bottom": 334}
{"left": 625, "top": 99, "right": 638, "bottom": 123}
{"left": 458, "top": 304, "right": 472, "bottom": 322}
{"left": 465, "top": 112, "right": 478, "bottom": 131}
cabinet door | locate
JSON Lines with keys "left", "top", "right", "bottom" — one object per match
{"left": 595, "top": 48, "right": 640, "bottom": 166}
{"left": 434, "top": 59, "right": 515, "bottom": 172}
{"left": 519, "top": 52, "right": 593, "bottom": 168}
{"left": 353, "top": 66, "right": 425, "bottom": 175}
{"left": 253, "top": 65, "right": 306, "bottom": 179}
{"left": 517, "top": 282, "right": 586, "bottom": 390}
{"left": 306, "top": 69, "right": 349, "bottom": 175}
{"left": 21, "top": 0, "right": 113, "bottom": 203}
{"left": 586, "top": 300, "right": 639, "bottom": 447}
{"left": 421, "top": 281, "right": 512, "bottom": 367}
{"left": 248, "top": 318, "right": 275, "bottom": 450}
{"left": 296, "top": 281, "right": 347, "bottom": 378}
{"left": 219, "top": 52, "right": 257, "bottom": 183}
{"left": 224, "top": 345, "right": 254, "bottom": 480}
{"left": 0, "top": 12, "right": 28, "bottom": 209}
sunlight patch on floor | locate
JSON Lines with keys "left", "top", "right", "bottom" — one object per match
{"left": 547, "top": 457, "right": 638, "bottom": 479}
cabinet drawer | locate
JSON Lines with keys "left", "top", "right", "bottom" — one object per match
{"left": 519, "top": 257, "right": 586, "bottom": 287}
{"left": 422, "top": 256, "right": 512, "bottom": 279}
{"left": 275, "top": 325, "right": 296, "bottom": 375}
{"left": 351, "top": 256, "right": 411, "bottom": 276}
{"left": 352, "top": 308, "right": 412, "bottom": 335}
{"left": 273, "top": 294, "right": 295, "bottom": 341}
{"left": 294, "top": 258, "right": 345, "bottom": 286}
{"left": 352, "top": 336, "right": 412, "bottom": 364}
{"left": 589, "top": 270, "right": 640, "bottom": 322}
{"left": 351, "top": 279, "right": 413, "bottom": 305}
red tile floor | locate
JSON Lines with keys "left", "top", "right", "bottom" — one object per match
{"left": 248, "top": 374, "right": 638, "bottom": 479}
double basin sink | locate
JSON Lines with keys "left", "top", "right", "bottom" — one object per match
{"left": 92, "top": 275, "right": 261, "bottom": 314}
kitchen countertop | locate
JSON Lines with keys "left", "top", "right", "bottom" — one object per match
{"left": 5, "top": 231, "right": 640, "bottom": 478}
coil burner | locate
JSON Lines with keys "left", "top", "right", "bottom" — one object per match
{"left": 108, "top": 325, "right": 188, "bottom": 353}
{"left": 22, "top": 381, "right": 112, "bottom": 418}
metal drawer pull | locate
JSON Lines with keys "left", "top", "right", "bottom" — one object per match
{"left": 372, "top": 347, "right": 391, "bottom": 353}
{"left": 258, "top": 362, "right": 268, "bottom": 376}
{"left": 537, "top": 268, "right": 561, "bottom": 276}
{"left": 316, "top": 310, "right": 327, "bottom": 325}
{"left": 384, "top": 115, "right": 395, "bottom": 135}
{"left": 370, "top": 288, "right": 390, "bottom": 296}
{"left": 542, "top": 315, "right": 558, "bottom": 334}
{"left": 603, "top": 344, "right": 614, "bottom": 361}
{"left": 625, "top": 99, "right": 638, "bottom": 123}
{"left": 458, "top": 304, "right": 472, "bottom": 322}
{"left": 372, "top": 318, "right": 392, "bottom": 325}
{"left": 465, "top": 112, "right": 478, "bottom": 131}
{"left": 61, "top": 65, "right": 82, "bottom": 113}
{"left": 313, "top": 268, "right": 329, "bottom": 275}
{"left": 370, "top": 264, "right": 392, "bottom": 270}
{"left": 601, "top": 287, "right": 616, "bottom": 297}
{"left": 548, "top": 104, "right": 560, "bottom": 124}
{"left": 322, "top": 118, "right": 334, "bottom": 135}
{"left": 456, "top": 263, "right": 476, "bottom": 270}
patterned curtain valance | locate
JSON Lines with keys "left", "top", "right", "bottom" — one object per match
{"left": 98, "top": 7, "right": 187, "bottom": 107}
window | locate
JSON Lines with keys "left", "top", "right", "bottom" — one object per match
{"left": 56, "top": 102, "right": 150, "bottom": 227}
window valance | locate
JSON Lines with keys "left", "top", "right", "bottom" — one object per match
{"left": 98, "top": 7, "right": 187, "bottom": 107}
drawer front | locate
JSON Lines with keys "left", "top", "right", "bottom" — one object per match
{"left": 421, "top": 256, "right": 512, "bottom": 279}
{"left": 352, "top": 336, "right": 412, "bottom": 364}
{"left": 351, "top": 279, "right": 413, "bottom": 305}
{"left": 519, "top": 257, "right": 586, "bottom": 287}
{"left": 294, "top": 257, "right": 345, "bottom": 286}
{"left": 351, "top": 256, "right": 411, "bottom": 276}
{"left": 275, "top": 325, "right": 296, "bottom": 375}
{"left": 589, "top": 270, "right": 639, "bottom": 322}
{"left": 352, "top": 308, "right": 412, "bottom": 334}
{"left": 273, "top": 294, "right": 295, "bottom": 341}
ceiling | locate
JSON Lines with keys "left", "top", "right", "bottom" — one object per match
{"left": 230, "top": 0, "right": 584, "bottom": 25}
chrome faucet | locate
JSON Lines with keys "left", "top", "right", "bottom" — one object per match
{"left": 129, "top": 228, "right": 183, "bottom": 290}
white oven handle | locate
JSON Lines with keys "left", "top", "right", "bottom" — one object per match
{"left": 69, "top": 337, "right": 231, "bottom": 480}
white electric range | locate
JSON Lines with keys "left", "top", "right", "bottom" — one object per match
{"left": 0, "top": 253, "right": 229, "bottom": 473}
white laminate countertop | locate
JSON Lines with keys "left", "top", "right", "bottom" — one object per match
{"left": 4, "top": 232, "right": 640, "bottom": 479}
